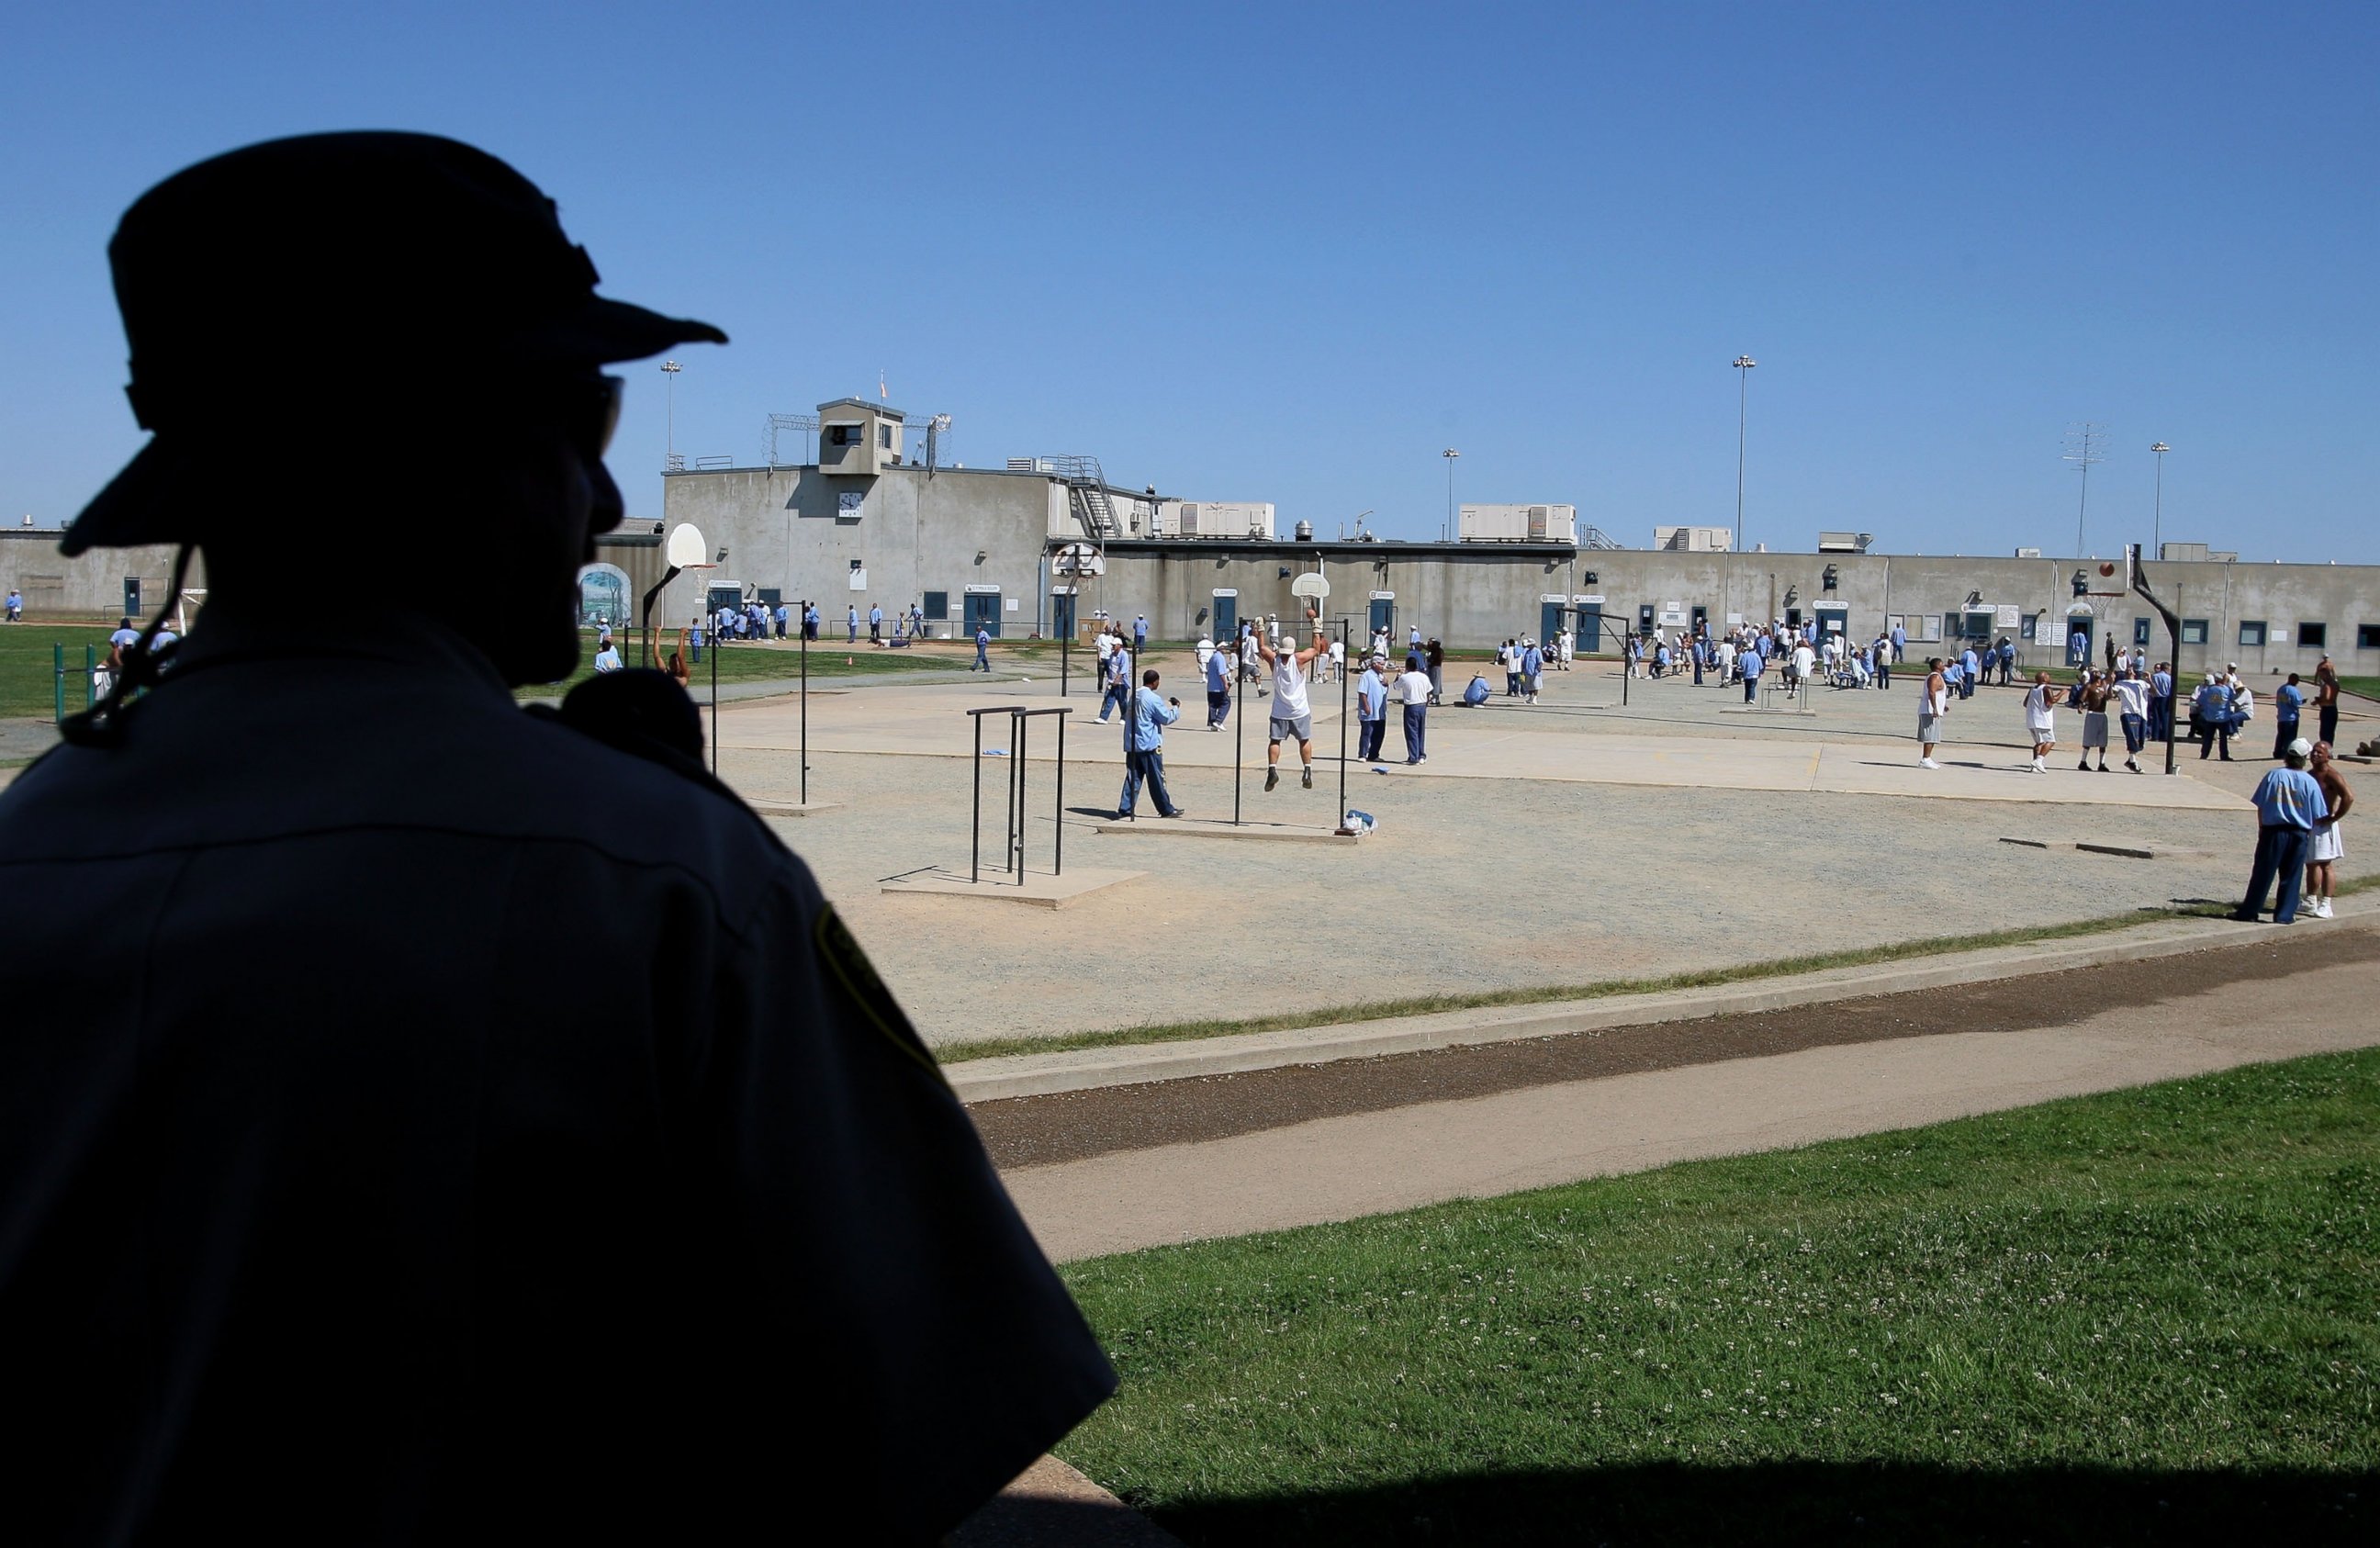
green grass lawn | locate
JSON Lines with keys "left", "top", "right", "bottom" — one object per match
{"left": 1060, "top": 1049, "right": 2380, "bottom": 1545}
{"left": 513, "top": 632, "right": 949, "bottom": 700}
{"left": 0, "top": 624, "right": 118, "bottom": 718}
{"left": 0, "top": 623, "right": 950, "bottom": 720}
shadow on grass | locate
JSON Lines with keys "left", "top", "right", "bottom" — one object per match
{"left": 1145, "top": 1462, "right": 2374, "bottom": 1546}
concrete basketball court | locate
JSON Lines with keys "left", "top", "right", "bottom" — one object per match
{"left": 694, "top": 650, "right": 2370, "bottom": 1050}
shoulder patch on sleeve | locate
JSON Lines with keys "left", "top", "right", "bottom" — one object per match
{"left": 814, "top": 904, "right": 947, "bottom": 1084}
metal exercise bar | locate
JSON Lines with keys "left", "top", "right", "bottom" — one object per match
{"left": 1232, "top": 641, "right": 1245, "bottom": 826}
{"left": 965, "top": 705, "right": 1073, "bottom": 886}
{"left": 1337, "top": 620, "right": 1350, "bottom": 832}
{"left": 1012, "top": 712, "right": 1027, "bottom": 881}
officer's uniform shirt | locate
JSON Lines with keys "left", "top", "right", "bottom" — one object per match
{"left": 0, "top": 608, "right": 1113, "bottom": 1546}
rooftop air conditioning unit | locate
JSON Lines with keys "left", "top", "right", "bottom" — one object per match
{"left": 1180, "top": 502, "right": 1200, "bottom": 535}
{"left": 1527, "top": 505, "right": 1549, "bottom": 540}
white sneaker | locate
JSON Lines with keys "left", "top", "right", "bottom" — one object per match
{"left": 2313, "top": 898, "right": 2333, "bottom": 919}
{"left": 1920, "top": 757, "right": 1938, "bottom": 769}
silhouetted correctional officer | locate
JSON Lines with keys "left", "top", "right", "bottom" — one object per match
{"left": 0, "top": 133, "right": 1110, "bottom": 1546}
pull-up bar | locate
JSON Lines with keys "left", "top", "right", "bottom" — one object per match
{"left": 968, "top": 705, "right": 1072, "bottom": 884}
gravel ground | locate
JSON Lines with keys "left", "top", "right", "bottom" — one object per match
{"left": 724, "top": 706, "right": 2374, "bottom": 1048}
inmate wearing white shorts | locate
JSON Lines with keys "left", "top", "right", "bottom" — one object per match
{"left": 2311, "top": 824, "right": 2345, "bottom": 864}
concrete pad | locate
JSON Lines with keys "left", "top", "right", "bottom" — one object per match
{"left": 1998, "top": 835, "right": 2214, "bottom": 859}
{"left": 1002, "top": 951, "right": 2380, "bottom": 1262}
{"left": 2075, "top": 838, "right": 2212, "bottom": 860}
{"left": 952, "top": 1455, "right": 1184, "bottom": 1547}
{"left": 880, "top": 865, "right": 1143, "bottom": 909}
{"left": 1089, "top": 816, "right": 1359, "bottom": 844}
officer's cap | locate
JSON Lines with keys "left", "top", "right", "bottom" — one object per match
{"left": 66, "top": 131, "right": 725, "bottom": 555}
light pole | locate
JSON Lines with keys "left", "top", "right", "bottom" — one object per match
{"left": 1442, "top": 448, "right": 1459, "bottom": 539}
{"left": 1733, "top": 356, "right": 1757, "bottom": 552}
{"left": 2150, "top": 442, "right": 2170, "bottom": 559}
{"left": 660, "top": 359, "right": 681, "bottom": 472}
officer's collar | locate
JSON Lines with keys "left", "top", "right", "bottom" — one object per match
{"left": 172, "top": 603, "right": 516, "bottom": 701}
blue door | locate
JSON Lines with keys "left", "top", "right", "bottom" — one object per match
{"left": 1368, "top": 597, "right": 1396, "bottom": 638}
{"left": 964, "top": 592, "right": 1001, "bottom": 639}
{"left": 1212, "top": 594, "right": 1237, "bottom": 640}
{"left": 1541, "top": 601, "right": 1566, "bottom": 644}
{"left": 1050, "top": 593, "right": 1075, "bottom": 641}
{"left": 1575, "top": 602, "right": 1602, "bottom": 652}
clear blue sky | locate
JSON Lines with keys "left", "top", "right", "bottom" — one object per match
{"left": 6, "top": 1, "right": 2375, "bottom": 560}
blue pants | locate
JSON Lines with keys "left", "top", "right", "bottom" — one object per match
{"left": 2273, "top": 721, "right": 2299, "bottom": 760}
{"left": 1358, "top": 716, "right": 1384, "bottom": 761}
{"left": 2121, "top": 713, "right": 2148, "bottom": 756}
{"left": 974, "top": 644, "right": 989, "bottom": 671}
{"left": 2149, "top": 697, "right": 2169, "bottom": 740}
{"left": 1401, "top": 703, "right": 1426, "bottom": 760}
{"left": 1744, "top": 675, "right": 1758, "bottom": 703}
{"left": 2239, "top": 824, "right": 2310, "bottom": 922}
{"left": 1118, "top": 748, "right": 1177, "bottom": 817}
{"left": 1877, "top": 661, "right": 1891, "bottom": 689}
{"left": 1099, "top": 682, "right": 1128, "bottom": 722}
{"left": 1207, "top": 688, "right": 1229, "bottom": 726}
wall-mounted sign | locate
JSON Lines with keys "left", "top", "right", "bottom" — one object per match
{"left": 964, "top": 583, "right": 1001, "bottom": 593}
{"left": 1211, "top": 588, "right": 1239, "bottom": 599}
{"left": 1369, "top": 589, "right": 1397, "bottom": 600}
{"left": 848, "top": 567, "right": 867, "bottom": 590}
{"left": 1576, "top": 594, "right": 1606, "bottom": 605}
{"left": 836, "top": 491, "right": 865, "bottom": 521}
{"left": 1004, "top": 597, "right": 1019, "bottom": 612}
{"left": 1995, "top": 604, "right": 2022, "bottom": 629}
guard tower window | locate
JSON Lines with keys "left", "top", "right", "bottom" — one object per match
{"left": 829, "top": 424, "right": 862, "bottom": 446}
{"left": 879, "top": 424, "right": 893, "bottom": 450}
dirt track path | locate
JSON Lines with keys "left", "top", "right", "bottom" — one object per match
{"left": 984, "top": 925, "right": 2380, "bottom": 1262}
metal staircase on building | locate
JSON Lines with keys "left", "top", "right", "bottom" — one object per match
{"left": 1580, "top": 525, "right": 1625, "bottom": 550}
{"left": 1047, "top": 454, "right": 1122, "bottom": 541}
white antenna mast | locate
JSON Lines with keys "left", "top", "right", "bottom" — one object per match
{"left": 2062, "top": 422, "right": 2107, "bottom": 555}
